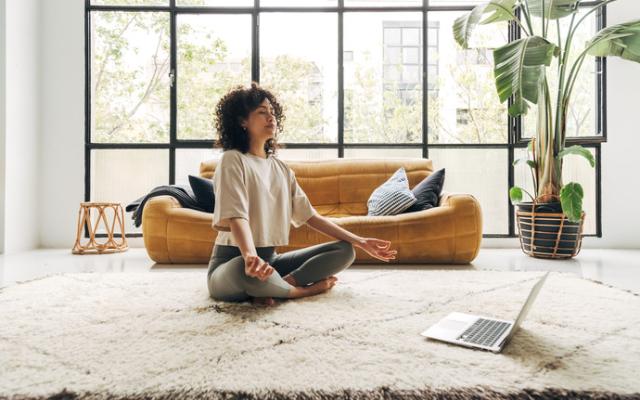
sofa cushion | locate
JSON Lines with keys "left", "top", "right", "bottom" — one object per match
{"left": 403, "top": 168, "right": 445, "bottom": 213}
{"left": 188, "top": 175, "right": 215, "bottom": 213}
{"left": 366, "top": 167, "right": 417, "bottom": 216}
{"left": 200, "top": 157, "right": 435, "bottom": 210}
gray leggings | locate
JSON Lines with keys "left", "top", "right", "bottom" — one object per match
{"left": 207, "top": 240, "right": 356, "bottom": 302}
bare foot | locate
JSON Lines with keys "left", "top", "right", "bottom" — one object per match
{"left": 288, "top": 276, "right": 338, "bottom": 299}
{"left": 251, "top": 297, "right": 276, "bottom": 306}
{"left": 283, "top": 274, "right": 297, "bottom": 286}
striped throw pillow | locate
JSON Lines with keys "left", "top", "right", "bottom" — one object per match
{"left": 367, "top": 167, "right": 417, "bottom": 216}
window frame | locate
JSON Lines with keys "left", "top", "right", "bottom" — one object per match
{"left": 85, "top": 0, "right": 606, "bottom": 239}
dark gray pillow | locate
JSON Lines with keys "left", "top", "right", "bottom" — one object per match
{"left": 188, "top": 175, "right": 215, "bottom": 213}
{"left": 403, "top": 168, "right": 445, "bottom": 213}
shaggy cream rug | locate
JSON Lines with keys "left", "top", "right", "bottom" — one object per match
{"left": 1, "top": 270, "right": 639, "bottom": 400}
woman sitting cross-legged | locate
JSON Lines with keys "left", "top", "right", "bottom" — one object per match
{"left": 208, "top": 82, "right": 397, "bottom": 306}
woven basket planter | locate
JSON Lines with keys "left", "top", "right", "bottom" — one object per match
{"left": 515, "top": 200, "right": 585, "bottom": 259}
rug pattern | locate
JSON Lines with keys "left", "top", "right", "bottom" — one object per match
{"left": 1, "top": 270, "right": 639, "bottom": 399}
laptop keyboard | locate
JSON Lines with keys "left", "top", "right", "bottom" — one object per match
{"left": 458, "top": 318, "right": 511, "bottom": 348}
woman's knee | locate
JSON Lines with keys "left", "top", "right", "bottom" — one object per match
{"left": 335, "top": 240, "right": 356, "bottom": 263}
{"left": 208, "top": 256, "right": 249, "bottom": 302}
{"left": 243, "top": 273, "right": 292, "bottom": 299}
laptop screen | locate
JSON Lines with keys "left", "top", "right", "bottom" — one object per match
{"left": 503, "top": 272, "right": 549, "bottom": 344}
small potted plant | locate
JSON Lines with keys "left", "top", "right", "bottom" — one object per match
{"left": 454, "top": 0, "right": 640, "bottom": 258}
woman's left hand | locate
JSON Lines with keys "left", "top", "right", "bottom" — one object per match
{"left": 353, "top": 237, "right": 397, "bottom": 262}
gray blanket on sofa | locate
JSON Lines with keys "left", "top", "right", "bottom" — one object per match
{"left": 126, "top": 185, "right": 204, "bottom": 228}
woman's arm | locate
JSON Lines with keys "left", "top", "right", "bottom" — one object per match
{"left": 305, "top": 214, "right": 364, "bottom": 246}
{"left": 229, "top": 218, "right": 274, "bottom": 281}
{"left": 229, "top": 217, "right": 258, "bottom": 258}
{"left": 304, "top": 214, "right": 397, "bottom": 262}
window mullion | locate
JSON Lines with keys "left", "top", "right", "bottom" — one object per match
{"left": 252, "top": 0, "right": 260, "bottom": 83}
{"left": 422, "top": 4, "right": 428, "bottom": 159}
{"left": 169, "top": 0, "right": 177, "bottom": 185}
{"left": 338, "top": 0, "right": 344, "bottom": 158}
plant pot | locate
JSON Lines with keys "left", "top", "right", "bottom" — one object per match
{"left": 515, "top": 202, "right": 585, "bottom": 259}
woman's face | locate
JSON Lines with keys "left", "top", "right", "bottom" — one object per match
{"left": 241, "top": 98, "right": 277, "bottom": 144}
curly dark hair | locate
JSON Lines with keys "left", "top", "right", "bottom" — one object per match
{"left": 214, "top": 82, "right": 285, "bottom": 157}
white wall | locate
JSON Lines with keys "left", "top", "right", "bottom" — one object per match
{"left": 0, "top": 1, "right": 7, "bottom": 254}
{"left": 36, "top": 0, "right": 640, "bottom": 250}
{"left": 591, "top": 0, "right": 640, "bottom": 249}
{"left": 2, "top": 0, "right": 40, "bottom": 254}
{"left": 39, "top": 0, "right": 85, "bottom": 249}
{"left": 0, "top": 0, "right": 6, "bottom": 254}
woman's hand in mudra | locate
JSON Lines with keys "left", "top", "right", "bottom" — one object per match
{"left": 244, "top": 255, "right": 274, "bottom": 281}
{"left": 354, "top": 238, "right": 397, "bottom": 262}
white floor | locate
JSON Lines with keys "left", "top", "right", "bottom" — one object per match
{"left": 1, "top": 248, "right": 639, "bottom": 295}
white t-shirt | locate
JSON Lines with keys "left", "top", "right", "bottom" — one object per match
{"left": 212, "top": 149, "right": 316, "bottom": 247}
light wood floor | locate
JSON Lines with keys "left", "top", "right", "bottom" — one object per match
{"left": 1, "top": 248, "right": 638, "bottom": 295}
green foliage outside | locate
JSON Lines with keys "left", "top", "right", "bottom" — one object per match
{"left": 91, "top": 0, "right": 601, "bottom": 150}
{"left": 91, "top": 3, "right": 521, "bottom": 146}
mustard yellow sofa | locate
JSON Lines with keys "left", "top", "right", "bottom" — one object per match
{"left": 142, "top": 158, "right": 483, "bottom": 264}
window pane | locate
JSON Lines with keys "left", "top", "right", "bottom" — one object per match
{"left": 403, "top": 47, "right": 419, "bottom": 64}
{"left": 402, "top": 28, "right": 420, "bottom": 46}
{"left": 514, "top": 147, "right": 596, "bottom": 235}
{"left": 261, "top": 0, "right": 337, "bottom": 6}
{"left": 523, "top": 9, "right": 599, "bottom": 138}
{"left": 384, "top": 28, "right": 402, "bottom": 45}
{"left": 276, "top": 148, "right": 338, "bottom": 161}
{"left": 403, "top": 65, "right": 420, "bottom": 82}
{"left": 91, "top": 150, "right": 169, "bottom": 234}
{"left": 92, "top": 0, "right": 168, "bottom": 5}
{"left": 177, "top": 0, "right": 253, "bottom": 6}
{"left": 344, "top": 13, "right": 422, "bottom": 144}
{"left": 428, "top": 12, "right": 508, "bottom": 144}
{"left": 428, "top": 26, "right": 438, "bottom": 46}
{"left": 260, "top": 13, "right": 338, "bottom": 143}
{"left": 175, "top": 148, "right": 221, "bottom": 186}
{"left": 177, "top": 14, "right": 251, "bottom": 140}
{"left": 385, "top": 47, "right": 402, "bottom": 63}
{"left": 429, "top": 148, "right": 509, "bottom": 234}
{"left": 344, "top": 148, "right": 422, "bottom": 158}
{"left": 90, "top": 12, "right": 170, "bottom": 144}
{"left": 345, "top": 0, "right": 421, "bottom": 6}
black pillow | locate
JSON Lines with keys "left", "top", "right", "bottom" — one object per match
{"left": 188, "top": 175, "right": 215, "bottom": 213}
{"left": 403, "top": 168, "right": 445, "bottom": 213}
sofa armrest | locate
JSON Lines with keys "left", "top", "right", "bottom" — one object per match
{"left": 439, "top": 190, "right": 479, "bottom": 211}
{"left": 396, "top": 191, "right": 482, "bottom": 263}
{"left": 141, "top": 196, "right": 215, "bottom": 263}
{"left": 437, "top": 191, "right": 483, "bottom": 262}
{"left": 143, "top": 196, "right": 214, "bottom": 223}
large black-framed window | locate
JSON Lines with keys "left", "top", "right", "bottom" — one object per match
{"left": 85, "top": 0, "right": 606, "bottom": 238}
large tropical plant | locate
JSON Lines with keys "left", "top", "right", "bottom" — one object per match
{"left": 453, "top": 0, "right": 640, "bottom": 222}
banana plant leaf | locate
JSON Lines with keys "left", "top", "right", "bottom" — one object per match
{"left": 587, "top": 20, "right": 640, "bottom": 63}
{"left": 493, "top": 36, "right": 559, "bottom": 116}
{"left": 527, "top": 0, "right": 579, "bottom": 20}
{"left": 557, "top": 145, "right": 595, "bottom": 167}
{"left": 453, "top": 0, "right": 516, "bottom": 49}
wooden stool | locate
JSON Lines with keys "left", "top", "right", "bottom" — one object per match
{"left": 72, "top": 202, "right": 128, "bottom": 254}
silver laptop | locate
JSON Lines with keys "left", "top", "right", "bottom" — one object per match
{"left": 420, "top": 272, "right": 549, "bottom": 353}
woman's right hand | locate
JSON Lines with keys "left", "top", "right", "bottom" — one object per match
{"left": 244, "top": 255, "right": 274, "bottom": 281}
